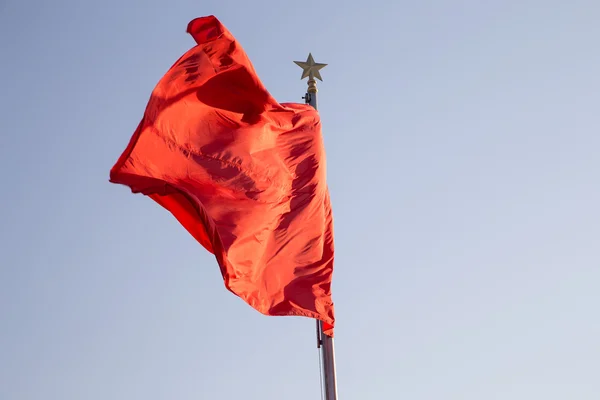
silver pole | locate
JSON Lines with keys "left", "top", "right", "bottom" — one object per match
{"left": 318, "top": 321, "right": 338, "bottom": 400}
{"left": 294, "top": 53, "right": 338, "bottom": 400}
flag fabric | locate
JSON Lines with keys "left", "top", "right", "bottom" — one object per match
{"left": 110, "top": 15, "right": 335, "bottom": 336}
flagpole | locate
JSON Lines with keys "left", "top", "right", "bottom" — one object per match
{"left": 294, "top": 53, "right": 338, "bottom": 400}
{"left": 317, "top": 321, "right": 338, "bottom": 400}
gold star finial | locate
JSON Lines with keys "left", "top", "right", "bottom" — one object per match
{"left": 293, "top": 53, "right": 327, "bottom": 81}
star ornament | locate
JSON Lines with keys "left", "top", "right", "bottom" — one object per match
{"left": 294, "top": 53, "right": 327, "bottom": 81}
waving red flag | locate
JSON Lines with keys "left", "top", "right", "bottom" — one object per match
{"left": 110, "top": 16, "right": 334, "bottom": 335}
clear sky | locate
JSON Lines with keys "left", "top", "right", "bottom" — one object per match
{"left": 1, "top": 1, "right": 599, "bottom": 399}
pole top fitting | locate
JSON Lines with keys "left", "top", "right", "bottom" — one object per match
{"left": 293, "top": 53, "right": 327, "bottom": 83}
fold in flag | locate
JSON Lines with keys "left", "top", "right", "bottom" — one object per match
{"left": 110, "top": 15, "right": 334, "bottom": 336}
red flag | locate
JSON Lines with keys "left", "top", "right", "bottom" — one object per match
{"left": 110, "top": 16, "right": 335, "bottom": 336}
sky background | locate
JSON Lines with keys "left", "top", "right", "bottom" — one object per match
{"left": 1, "top": 0, "right": 599, "bottom": 399}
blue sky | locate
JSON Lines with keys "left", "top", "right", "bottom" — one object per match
{"left": 1, "top": 1, "right": 599, "bottom": 399}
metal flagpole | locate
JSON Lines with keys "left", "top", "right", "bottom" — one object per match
{"left": 317, "top": 320, "right": 338, "bottom": 400}
{"left": 293, "top": 53, "right": 338, "bottom": 400}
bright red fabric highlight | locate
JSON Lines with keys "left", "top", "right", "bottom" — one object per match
{"left": 110, "top": 16, "right": 334, "bottom": 336}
